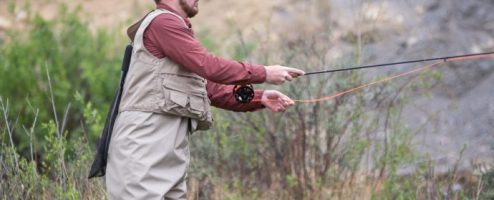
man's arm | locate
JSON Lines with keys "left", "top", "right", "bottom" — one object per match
{"left": 146, "top": 14, "right": 266, "bottom": 85}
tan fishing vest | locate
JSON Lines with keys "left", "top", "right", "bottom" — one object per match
{"left": 119, "top": 9, "right": 213, "bottom": 131}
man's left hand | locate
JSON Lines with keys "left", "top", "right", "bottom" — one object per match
{"left": 261, "top": 90, "right": 295, "bottom": 112}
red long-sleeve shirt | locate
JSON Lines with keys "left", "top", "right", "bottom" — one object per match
{"left": 142, "top": 4, "right": 266, "bottom": 112}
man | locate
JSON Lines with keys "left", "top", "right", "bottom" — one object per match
{"left": 106, "top": 0, "right": 305, "bottom": 199}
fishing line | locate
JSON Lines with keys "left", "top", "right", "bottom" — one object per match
{"left": 238, "top": 52, "right": 494, "bottom": 104}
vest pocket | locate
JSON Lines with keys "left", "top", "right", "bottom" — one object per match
{"left": 163, "top": 84, "right": 209, "bottom": 121}
{"left": 160, "top": 75, "right": 213, "bottom": 131}
{"left": 164, "top": 88, "right": 207, "bottom": 120}
{"left": 169, "top": 90, "right": 188, "bottom": 108}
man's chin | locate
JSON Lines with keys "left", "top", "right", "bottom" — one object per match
{"left": 188, "top": 10, "right": 199, "bottom": 18}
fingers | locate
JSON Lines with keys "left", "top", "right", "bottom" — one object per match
{"left": 287, "top": 68, "right": 305, "bottom": 77}
{"left": 284, "top": 73, "right": 293, "bottom": 81}
{"left": 265, "top": 65, "right": 305, "bottom": 85}
{"left": 272, "top": 101, "right": 286, "bottom": 112}
{"left": 276, "top": 91, "right": 294, "bottom": 106}
{"left": 283, "top": 67, "right": 304, "bottom": 81}
{"left": 261, "top": 90, "right": 295, "bottom": 113}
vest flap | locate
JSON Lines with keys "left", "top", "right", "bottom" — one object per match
{"left": 189, "top": 96, "right": 205, "bottom": 111}
{"left": 169, "top": 90, "right": 188, "bottom": 107}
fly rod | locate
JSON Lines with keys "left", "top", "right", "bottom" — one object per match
{"left": 304, "top": 51, "right": 494, "bottom": 76}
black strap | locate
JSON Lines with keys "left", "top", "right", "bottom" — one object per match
{"left": 88, "top": 44, "right": 133, "bottom": 178}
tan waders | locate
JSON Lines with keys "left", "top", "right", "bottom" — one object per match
{"left": 106, "top": 111, "right": 191, "bottom": 199}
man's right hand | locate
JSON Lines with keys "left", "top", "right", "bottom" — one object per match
{"left": 265, "top": 65, "right": 305, "bottom": 85}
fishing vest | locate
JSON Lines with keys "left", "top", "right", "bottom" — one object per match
{"left": 119, "top": 9, "right": 213, "bottom": 131}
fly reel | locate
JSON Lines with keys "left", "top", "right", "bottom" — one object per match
{"left": 233, "top": 84, "right": 255, "bottom": 104}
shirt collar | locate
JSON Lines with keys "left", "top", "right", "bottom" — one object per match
{"left": 157, "top": 3, "right": 192, "bottom": 28}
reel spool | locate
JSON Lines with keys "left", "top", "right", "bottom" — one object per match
{"left": 233, "top": 84, "right": 255, "bottom": 104}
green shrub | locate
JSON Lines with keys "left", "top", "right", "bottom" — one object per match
{"left": 0, "top": 5, "right": 124, "bottom": 155}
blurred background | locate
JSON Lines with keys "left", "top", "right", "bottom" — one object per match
{"left": 0, "top": 0, "right": 493, "bottom": 199}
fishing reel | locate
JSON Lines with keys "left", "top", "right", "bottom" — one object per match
{"left": 233, "top": 84, "right": 255, "bottom": 104}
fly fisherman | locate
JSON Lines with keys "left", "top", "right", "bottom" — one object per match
{"left": 106, "top": 0, "right": 305, "bottom": 199}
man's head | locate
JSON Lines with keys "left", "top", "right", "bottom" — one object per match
{"left": 155, "top": 0, "right": 199, "bottom": 18}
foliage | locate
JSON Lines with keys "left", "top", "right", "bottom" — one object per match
{"left": 0, "top": 5, "right": 124, "bottom": 155}
{"left": 0, "top": 3, "right": 120, "bottom": 199}
{"left": 0, "top": 96, "right": 106, "bottom": 199}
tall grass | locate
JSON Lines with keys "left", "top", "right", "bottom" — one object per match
{"left": 1, "top": 88, "right": 106, "bottom": 199}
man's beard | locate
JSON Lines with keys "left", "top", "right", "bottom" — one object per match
{"left": 179, "top": 0, "right": 198, "bottom": 18}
